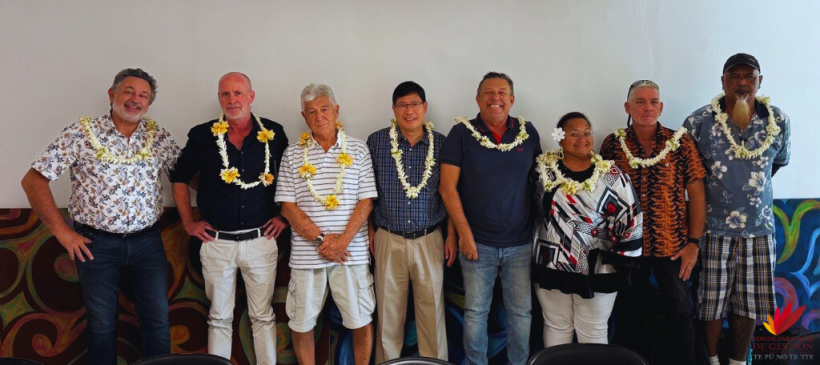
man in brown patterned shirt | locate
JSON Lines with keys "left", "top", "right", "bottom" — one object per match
{"left": 601, "top": 80, "right": 706, "bottom": 365}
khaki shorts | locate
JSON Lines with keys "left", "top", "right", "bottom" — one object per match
{"left": 286, "top": 264, "right": 375, "bottom": 332}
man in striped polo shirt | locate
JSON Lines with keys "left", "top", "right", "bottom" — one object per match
{"left": 276, "top": 83, "right": 378, "bottom": 365}
{"left": 366, "top": 81, "right": 456, "bottom": 362}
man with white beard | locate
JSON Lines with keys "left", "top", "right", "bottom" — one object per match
{"left": 21, "top": 68, "right": 180, "bottom": 365}
{"left": 684, "top": 53, "right": 791, "bottom": 365}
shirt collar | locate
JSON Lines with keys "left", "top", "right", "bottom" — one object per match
{"left": 104, "top": 112, "right": 149, "bottom": 138}
{"left": 396, "top": 125, "right": 431, "bottom": 146}
{"left": 474, "top": 113, "right": 514, "bottom": 133}
{"left": 309, "top": 128, "right": 344, "bottom": 150}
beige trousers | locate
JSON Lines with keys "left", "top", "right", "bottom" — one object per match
{"left": 374, "top": 228, "right": 448, "bottom": 362}
{"left": 201, "top": 232, "right": 278, "bottom": 365}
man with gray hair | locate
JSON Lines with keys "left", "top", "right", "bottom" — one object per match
{"left": 171, "top": 72, "right": 288, "bottom": 364}
{"left": 276, "top": 83, "right": 378, "bottom": 365}
{"left": 601, "top": 80, "right": 706, "bottom": 365}
{"left": 21, "top": 68, "right": 179, "bottom": 365}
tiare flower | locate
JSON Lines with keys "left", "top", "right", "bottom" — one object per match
{"left": 324, "top": 195, "right": 340, "bottom": 210}
{"left": 220, "top": 168, "right": 240, "bottom": 183}
{"left": 298, "top": 163, "right": 317, "bottom": 177}
{"left": 337, "top": 153, "right": 353, "bottom": 167}
{"left": 211, "top": 121, "right": 229, "bottom": 136}
{"left": 551, "top": 128, "right": 566, "bottom": 143}
{"left": 257, "top": 129, "right": 275, "bottom": 142}
{"left": 261, "top": 173, "right": 275, "bottom": 186}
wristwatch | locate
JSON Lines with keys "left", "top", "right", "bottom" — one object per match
{"left": 687, "top": 237, "right": 701, "bottom": 247}
{"left": 313, "top": 233, "right": 326, "bottom": 246}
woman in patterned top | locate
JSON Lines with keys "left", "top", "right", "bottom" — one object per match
{"left": 532, "top": 112, "right": 643, "bottom": 347}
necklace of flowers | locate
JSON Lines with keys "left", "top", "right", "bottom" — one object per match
{"left": 536, "top": 150, "right": 613, "bottom": 195}
{"left": 455, "top": 116, "right": 529, "bottom": 152}
{"left": 80, "top": 116, "right": 157, "bottom": 164}
{"left": 211, "top": 114, "right": 275, "bottom": 189}
{"left": 614, "top": 127, "right": 687, "bottom": 169}
{"left": 711, "top": 93, "right": 780, "bottom": 159}
{"left": 297, "top": 123, "right": 351, "bottom": 210}
{"left": 389, "top": 119, "right": 436, "bottom": 199}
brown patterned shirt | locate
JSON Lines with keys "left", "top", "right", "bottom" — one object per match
{"left": 600, "top": 123, "right": 706, "bottom": 257}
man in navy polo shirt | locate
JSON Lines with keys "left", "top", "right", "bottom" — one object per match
{"left": 440, "top": 72, "right": 541, "bottom": 365}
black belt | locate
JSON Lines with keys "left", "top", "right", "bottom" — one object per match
{"left": 205, "top": 229, "right": 261, "bottom": 242}
{"left": 76, "top": 223, "right": 156, "bottom": 238}
{"left": 382, "top": 222, "right": 441, "bottom": 239}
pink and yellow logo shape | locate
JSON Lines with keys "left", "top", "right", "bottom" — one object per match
{"left": 763, "top": 302, "right": 806, "bottom": 335}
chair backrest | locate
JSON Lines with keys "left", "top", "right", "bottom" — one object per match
{"left": 131, "top": 353, "right": 234, "bottom": 365}
{"left": 780, "top": 331, "right": 819, "bottom": 365}
{"left": 379, "top": 356, "right": 455, "bottom": 365}
{"left": 0, "top": 358, "right": 44, "bottom": 365}
{"left": 528, "top": 343, "right": 649, "bottom": 365}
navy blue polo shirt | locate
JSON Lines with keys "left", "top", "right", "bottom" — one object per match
{"left": 440, "top": 114, "right": 541, "bottom": 247}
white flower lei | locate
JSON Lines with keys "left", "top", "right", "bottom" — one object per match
{"left": 300, "top": 126, "right": 350, "bottom": 210}
{"left": 389, "top": 119, "right": 436, "bottom": 199}
{"left": 212, "top": 114, "right": 275, "bottom": 190}
{"left": 711, "top": 93, "right": 780, "bottom": 159}
{"left": 80, "top": 116, "right": 156, "bottom": 164}
{"left": 455, "top": 116, "right": 529, "bottom": 152}
{"left": 614, "top": 127, "right": 687, "bottom": 169}
{"left": 536, "top": 150, "right": 613, "bottom": 195}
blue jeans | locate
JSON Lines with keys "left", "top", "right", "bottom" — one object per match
{"left": 460, "top": 242, "right": 531, "bottom": 365}
{"left": 74, "top": 223, "right": 171, "bottom": 365}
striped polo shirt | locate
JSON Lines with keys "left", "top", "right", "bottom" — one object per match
{"left": 275, "top": 132, "right": 378, "bottom": 269}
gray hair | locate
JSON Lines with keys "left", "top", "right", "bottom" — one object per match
{"left": 477, "top": 71, "right": 514, "bottom": 96}
{"left": 627, "top": 80, "right": 660, "bottom": 101}
{"left": 300, "top": 83, "right": 337, "bottom": 110}
{"left": 111, "top": 68, "right": 157, "bottom": 103}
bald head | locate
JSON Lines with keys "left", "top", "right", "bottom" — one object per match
{"left": 219, "top": 72, "right": 253, "bottom": 91}
{"left": 218, "top": 72, "right": 255, "bottom": 122}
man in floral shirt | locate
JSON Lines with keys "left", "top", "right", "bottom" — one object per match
{"left": 21, "top": 68, "right": 180, "bottom": 365}
{"left": 683, "top": 53, "right": 791, "bottom": 365}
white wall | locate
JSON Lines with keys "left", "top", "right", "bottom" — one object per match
{"left": 2, "top": 0, "right": 818, "bottom": 207}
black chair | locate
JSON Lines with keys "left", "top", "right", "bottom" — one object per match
{"left": 0, "top": 359, "right": 44, "bottom": 365}
{"left": 780, "top": 331, "right": 819, "bottom": 365}
{"left": 380, "top": 356, "right": 455, "bottom": 365}
{"left": 528, "top": 343, "right": 649, "bottom": 365}
{"left": 131, "top": 353, "right": 234, "bottom": 365}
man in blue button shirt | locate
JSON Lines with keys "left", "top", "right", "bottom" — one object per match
{"left": 684, "top": 54, "right": 791, "bottom": 365}
{"left": 367, "top": 81, "right": 456, "bottom": 362}
{"left": 440, "top": 72, "right": 541, "bottom": 365}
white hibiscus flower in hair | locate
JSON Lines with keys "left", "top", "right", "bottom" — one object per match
{"left": 726, "top": 210, "right": 748, "bottom": 229}
{"left": 551, "top": 128, "right": 566, "bottom": 143}
{"left": 711, "top": 161, "right": 728, "bottom": 179}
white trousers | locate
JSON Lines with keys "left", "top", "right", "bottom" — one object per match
{"left": 201, "top": 232, "right": 278, "bottom": 365}
{"left": 534, "top": 286, "right": 617, "bottom": 347}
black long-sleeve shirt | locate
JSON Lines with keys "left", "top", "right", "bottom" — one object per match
{"left": 170, "top": 114, "right": 288, "bottom": 231}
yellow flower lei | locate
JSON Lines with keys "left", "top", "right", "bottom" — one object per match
{"left": 80, "top": 116, "right": 157, "bottom": 164}
{"left": 389, "top": 119, "right": 436, "bottom": 199}
{"left": 213, "top": 114, "right": 275, "bottom": 189}
{"left": 614, "top": 127, "right": 687, "bottom": 169}
{"left": 710, "top": 93, "right": 781, "bottom": 160}
{"left": 299, "top": 124, "right": 351, "bottom": 210}
{"left": 455, "top": 116, "right": 529, "bottom": 152}
{"left": 536, "top": 150, "right": 613, "bottom": 195}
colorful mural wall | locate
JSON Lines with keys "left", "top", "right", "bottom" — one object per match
{"left": 1, "top": 199, "right": 818, "bottom": 364}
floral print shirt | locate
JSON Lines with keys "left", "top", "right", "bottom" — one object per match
{"left": 683, "top": 98, "right": 791, "bottom": 237}
{"left": 31, "top": 114, "right": 180, "bottom": 233}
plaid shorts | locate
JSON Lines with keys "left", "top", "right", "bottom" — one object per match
{"left": 697, "top": 233, "right": 776, "bottom": 320}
